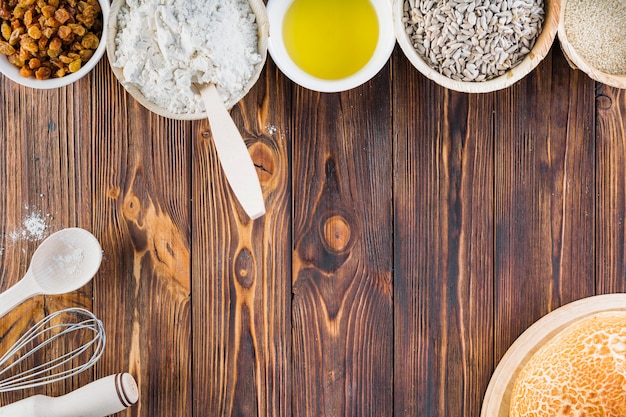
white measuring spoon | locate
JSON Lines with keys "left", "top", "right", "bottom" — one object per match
{"left": 0, "top": 228, "right": 102, "bottom": 319}
{"left": 197, "top": 83, "right": 266, "bottom": 220}
{"left": 0, "top": 373, "right": 139, "bottom": 417}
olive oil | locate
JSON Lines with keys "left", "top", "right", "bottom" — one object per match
{"left": 282, "top": 0, "right": 379, "bottom": 80}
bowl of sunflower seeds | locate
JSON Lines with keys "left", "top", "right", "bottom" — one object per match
{"left": 394, "top": 0, "right": 560, "bottom": 93}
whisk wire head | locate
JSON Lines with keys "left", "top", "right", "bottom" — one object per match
{"left": 0, "top": 307, "right": 106, "bottom": 392}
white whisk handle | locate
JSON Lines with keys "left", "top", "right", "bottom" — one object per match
{"left": 0, "top": 373, "right": 139, "bottom": 417}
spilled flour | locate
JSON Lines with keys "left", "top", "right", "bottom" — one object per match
{"left": 266, "top": 124, "right": 277, "bottom": 135}
{"left": 9, "top": 209, "right": 51, "bottom": 242}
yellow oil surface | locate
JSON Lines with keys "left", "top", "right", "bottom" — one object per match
{"left": 282, "top": 0, "right": 379, "bottom": 80}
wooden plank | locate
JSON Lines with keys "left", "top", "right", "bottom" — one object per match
{"left": 493, "top": 48, "right": 595, "bottom": 359}
{"left": 191, "top": 61, "right": 292, "bottom": 416}
{"left": 90, "top": 61, "right": 193, "bottom": 417}
{"left": 0, "top": 79, "right": 50, "bottom": 407}
{"left": 290, "top": 65, "right": 393, "bottom": 416}
{"left": 596, "top": 85, "right": 626, "bottom": 293}
{"left": 393, "top": 50, "right": 494, "bottom": 416}
{"left": 543, "top": 49, "right": 597, "bottom": 302}
{"left": 0, "top": 72, "right": 95, "bottom": 404}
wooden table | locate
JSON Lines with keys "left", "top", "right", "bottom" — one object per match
{"left": 1, "top": 37, "right": 625, "bottom": 416}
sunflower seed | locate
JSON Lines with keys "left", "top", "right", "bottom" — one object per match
{"left": 403, "top": 0, "right": 545, "bottom": 82}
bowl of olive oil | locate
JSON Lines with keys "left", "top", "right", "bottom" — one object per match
{"left": 267, "top": 0, "right": 395, "bottom": 92}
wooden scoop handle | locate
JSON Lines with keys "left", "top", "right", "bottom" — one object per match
{"left": 0, "top": 373, "right": 139, "bottom": 417}
{"left": 199, "top": 83, "right": 266, "bottom": 219}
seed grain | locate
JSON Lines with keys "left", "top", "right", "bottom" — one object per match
{"left": 403, "top": 0, "right": 545, "bottom": 82}
{"left": 563, "top": 0, "right": 626, "bottom": 75}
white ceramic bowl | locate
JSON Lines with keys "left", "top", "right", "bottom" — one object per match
{"left": 0, "top": 0, "right": 109, "bottom": 89}
{"left": 267, "top": 0, "right": 396, "bottom": 93}
{"left": 106, "top": 0, "right": 269, "bottom": 120}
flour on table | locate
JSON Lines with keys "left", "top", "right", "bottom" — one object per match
{"left": 266, "top": 124, "right": 277, "bottom": 135}
{"left": 113, "top": 0, "right": 262, "bottom": 114}
{"left": 9, "top": 210, "right": 50, "bottom": 242}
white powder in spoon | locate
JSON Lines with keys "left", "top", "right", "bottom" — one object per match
{"left": 113, "top": 0, "right": 262, "bottom": 114}
{"left": 51, "top": 248, "right": 85, "bottom": 277}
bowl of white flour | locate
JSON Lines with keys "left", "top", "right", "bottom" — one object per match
{"left": 106, "top": 0, "right": 268, "bottom": 119}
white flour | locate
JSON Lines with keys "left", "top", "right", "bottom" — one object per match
{"left": 266, "top": 124, "right": 277, "bottom": 135}
{"left": 113, "top": 0, "right": 261, "bottom": 114}
{"left": 9, "top": 210, "right": 49, "bottom": 242}
{"left": 52, "top": 248, "right": 84, "bottom": 276}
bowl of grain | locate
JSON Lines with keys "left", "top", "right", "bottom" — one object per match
{"left": 558, "top": 0, "right": 626, "bottom": 89}
{"left": 106, "top": 0, "right": 268, "bottom": 120}
{"left": 394, "top": 0, "right": 560, "bottom": 93}
{"left": 0, "top": 0, "right": 108, "bottom": 89}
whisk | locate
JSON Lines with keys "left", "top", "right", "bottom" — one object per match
{"left": 0, "top": 307, "right": 106, "bottom": 392}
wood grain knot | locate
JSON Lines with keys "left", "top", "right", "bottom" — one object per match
{"left": 108, "top": 186, "right": 121, "bottom": 199}
{"left": 234, "top": 248, "right": 254, "bottom": 289}
{"left": 596, "top": 93, "right": 613, "bottom": 110}
{"left": 123, "top": 194, "right": 141, "bottom": 221}
{"left": 322, "top": 215, "right": 351, "bottom": 254}
{"left": 249, "top": 141, "right": 273, "bottom": 184}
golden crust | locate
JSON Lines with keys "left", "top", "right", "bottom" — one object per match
{"left": 510, "top": 311, "right": 626, "bottom": 417}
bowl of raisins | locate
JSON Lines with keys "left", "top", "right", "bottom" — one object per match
{"left": 0, "top": 0, "right": 107, "bottom": 88}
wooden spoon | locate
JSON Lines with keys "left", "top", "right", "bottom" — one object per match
{"left": 0, "top": 228, "right": 102, "bottom": 319}
{"left": 197, "top": 83, "right": 265, "bottom": 219}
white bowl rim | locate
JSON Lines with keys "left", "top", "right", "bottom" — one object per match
{"left": 267, "top": 0, "right": 396, "bottom": 93}
{"left": 0, "top": 0, "right": 109, "bottom": 89}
